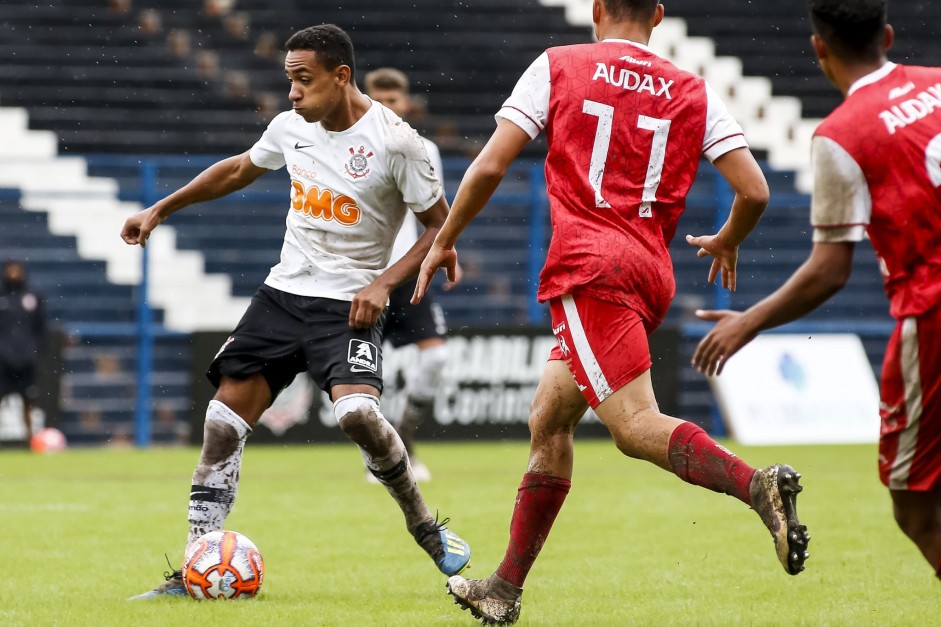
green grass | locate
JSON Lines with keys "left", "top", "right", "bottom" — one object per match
{"left": 0, "top": 439, "right": 934, "bottom": 626}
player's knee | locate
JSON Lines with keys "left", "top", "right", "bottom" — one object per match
{"left": 199, "top": 400, "right": 251, "bottom": 465}
{"left": 528, "top": 399, "right": 578, "bottom": 440}
{"left": 334, "top": 393, "right": 383, "bottom": 439}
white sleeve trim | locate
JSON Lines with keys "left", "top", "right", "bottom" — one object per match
{"left": 702, "top": 82, "right": 748, "bottom": 162}
{"left": 495, "top": 52, "right": 550, "bottom": 140}
{"left": 813, "top": 225, "right": 867, "bottom": 243}
{"left": 810, "top": 135, "right": 871, "bottom": 233}
{"left": 249, "top": 112, "right": 288, "bottom": 170}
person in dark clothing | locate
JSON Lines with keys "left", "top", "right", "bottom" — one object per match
{"left": 0, "top": 260, "right": 46, "bottom": 441}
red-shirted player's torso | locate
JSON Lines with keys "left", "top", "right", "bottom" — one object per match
{"left": 815, "top": 64, "right": 941, "bottom": 318}
{"left": 538, "top": 41, "right": 709, "bottom": 328}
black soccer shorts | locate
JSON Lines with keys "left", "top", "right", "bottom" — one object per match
{"left": 383, "top": 277, "right": 448, "bottom": 348}
{"left": 207, "top": 285, "right": 385, "bottom": 398}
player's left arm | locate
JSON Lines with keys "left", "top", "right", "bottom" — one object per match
{"left": 412, "top": 119, "right": 531, "bottom": 303}
{"left": 348, "top": 198, "right": 449, "bottom": 329}
{"left": 692, "top": 240, "right": 855, "bottom": 376}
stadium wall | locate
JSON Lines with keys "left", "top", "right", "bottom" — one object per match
{"left": 188, "top": 327, "right": 681, "bottom": 444}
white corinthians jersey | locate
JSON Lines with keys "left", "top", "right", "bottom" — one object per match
{"left": 389, "top": 137, "right": 443, "bottom": 264}
{"left": 250, "top": 100, "right": 443, "bottom": 301}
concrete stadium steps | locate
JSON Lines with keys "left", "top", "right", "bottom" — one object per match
{"left": 0, "top": 193, "right": 154, "bottom": 325}
{"left": 0, "top": 0, "right": 586, "bottom": 155}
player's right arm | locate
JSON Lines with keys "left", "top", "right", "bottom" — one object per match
{"left": 692, "top": 133, "right": 866, "bottom": 376}
{"left": 692, "top": 241, "right": 855, "bottom": 375}
{"left": 412, "top": 119, "right": 531, "bottom": 303}
{"left": 121, "top": 150, "right": 268, "bottom": 247}
{"left": 686, "top": 147, "right": 769, "bottom": 291}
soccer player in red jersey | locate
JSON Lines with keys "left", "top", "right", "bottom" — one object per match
{"left": 413, "top": 1, "right": 810, "bottom": 623}
{"left": 694, "top": 0, "right": 941, "bottom": 583}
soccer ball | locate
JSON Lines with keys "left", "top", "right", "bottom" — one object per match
{"left": 182, "top": 530, "right": 265, "bottom": 600}
{"left": 30, "top": 428, "right": 67, "bottom": 454}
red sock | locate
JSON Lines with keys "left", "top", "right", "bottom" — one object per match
{"left": 668, "top": 422, "right": 755, "bottom": 505}
{"left": 495, "top": 472, "right": 571, "bottom": 588}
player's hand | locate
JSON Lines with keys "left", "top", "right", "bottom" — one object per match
{"left": 412, "top": 244, "right": 458, "bottom": 304}
{"left": 442, "top": 259, "right": 464, "bottom": 291}
{"left": 121, "top": 208, "right": 164, "bottom": 248}
{"left": 349, "top": 283, "right": 390, "bottom": 329}
{"left": 685, "top": 233, "right": 739, "bottom": 291}
{"left": 691, "top": 309, "right": 756, "bottom": 376}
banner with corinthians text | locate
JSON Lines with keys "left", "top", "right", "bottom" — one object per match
{"left": 189, "top": 327, "right": 679, "bottom": 444}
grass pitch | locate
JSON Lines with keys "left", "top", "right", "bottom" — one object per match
{"left": 0, "top": 439, "right": 935, "bottom": 626}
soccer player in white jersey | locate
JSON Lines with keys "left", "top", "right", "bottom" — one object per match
{"left": 121, "top": 24, "right": 470, "bottom": 599}
{"left": 415, "top": 1, "right": 808, "bottom": 623}
{"left": 695, "top": 0, "right": 941, "bottom": 583}
{"left": 364, "top": 67, "right": 461, "bottom": 483}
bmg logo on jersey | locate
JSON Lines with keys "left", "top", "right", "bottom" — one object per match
{"left": 291, "top": 180, "right": 361, "bottom": 225}
{"left": 348, "top": 339, "right": 379, "bottom": 373}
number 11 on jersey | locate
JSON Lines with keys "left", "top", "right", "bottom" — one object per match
{"left": 583, "top": 99, "right": 671, "bottom": 217}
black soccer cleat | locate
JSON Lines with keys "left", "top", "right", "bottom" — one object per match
{"left": 750, "top": 464, "right": 811, "bottom": 575}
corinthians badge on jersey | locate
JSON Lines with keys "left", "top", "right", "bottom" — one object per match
{"left": 344, "top": 145, "right": 374, "bottom": 179}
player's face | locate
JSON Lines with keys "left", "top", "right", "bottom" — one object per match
{"left": 368, "top": 87, "right": 410, "bottom": 117}
{"left": 285, "top": 50, "right": 348, "bottom": 124}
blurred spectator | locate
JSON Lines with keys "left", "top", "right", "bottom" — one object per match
{"left": 204, "top": 0, "right": 234, "bottom": 19}
{"left": 108, "top": 0, "right": 132, "bottom": 17}
{"left": 254, "top": 31, "right": 281, "bottom": 62}
{"left": 137, "top": 9, "right": 162, "bottom": 38}
{"left": 195, "top": 50, "right": 221, "bottom": 79}
{"left": 223, "top": 70, "right": 251, "bottom": 100}
{"left": 0, "top": 261, "right": 46, "bottom": 443}
{"left": 223, "top": 12, "right": 251, "bottom": 41}
{"left": 255, "top": 92, "right": 281, "bottom": 120}
{"left": 166, "top": 29, "right": 192, "bottom": 57}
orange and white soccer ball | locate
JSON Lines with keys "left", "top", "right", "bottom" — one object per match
{"left": 182, "top": 530, "right": 265, "bottom": 600}
{"left": 30, "top": 428, "right": 67, "bottom": 454}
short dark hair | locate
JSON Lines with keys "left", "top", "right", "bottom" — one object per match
{"left": 809, "top": 0, "right": 887, "bottom": 61}
{"left": 363, "top": 67, "right": 409, "bottom": 94}
{"left": 602, "top": 0, "right": 660, "bottom": 22}
{"left": 284, "top": 24, "right": 356, "bottom": 79}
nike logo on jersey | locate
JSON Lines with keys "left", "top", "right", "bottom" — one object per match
{"left": 592, "top": 63, "right": 673, "bottom": 99}
{"left": 294, "top": 141, "right": 315, "bottom": 150}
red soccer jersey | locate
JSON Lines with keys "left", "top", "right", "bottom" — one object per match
{"left": 498, "top": 40, "right": 746, "bottom": 329}
{"left": 812, "top": 64, "right": 941, "bottom": 319}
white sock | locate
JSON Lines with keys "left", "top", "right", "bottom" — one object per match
{"left": 187, "top": 400, "right": 251, "bottom": 547}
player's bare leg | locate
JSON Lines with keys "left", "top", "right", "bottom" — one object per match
{"left": 891, "top": 489, "right": 941, "bottom": 575}
{"left": 334, "top": 384, "right": 470, "bottom": 575}
{"left": 21, "top": 396, "right": 34, "bottom": 441}
{"left": 130, "top": 374, "right": 267, "bottom": 600}
{"left": 593, "top": 369, "right": 809, "bottom": 575}
{"left": 448, "top": 360, "right": 585, "bottom": 625}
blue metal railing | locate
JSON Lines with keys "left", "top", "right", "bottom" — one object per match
{"left": 77, "top": 155, "right": 892, "bottom": 445}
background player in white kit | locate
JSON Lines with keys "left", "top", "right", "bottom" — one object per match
{"left": 121, "top": 24, "right": 471, "bottom": 599}
{"left": 364, "top": 67, "right": 462, "bottom": 483}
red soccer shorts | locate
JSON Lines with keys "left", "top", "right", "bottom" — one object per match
{"left": 879, "top": 308, "right": 941, "bottom": 491}
{"left": 548, "top": 294, "right": 652, "bottom": 408}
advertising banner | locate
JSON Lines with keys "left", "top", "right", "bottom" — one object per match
{"left": 708, "top": 333, "right": 880, "bottom": 445}
{"left": 190, "top": 327, "right": 680, "bottom": 444}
